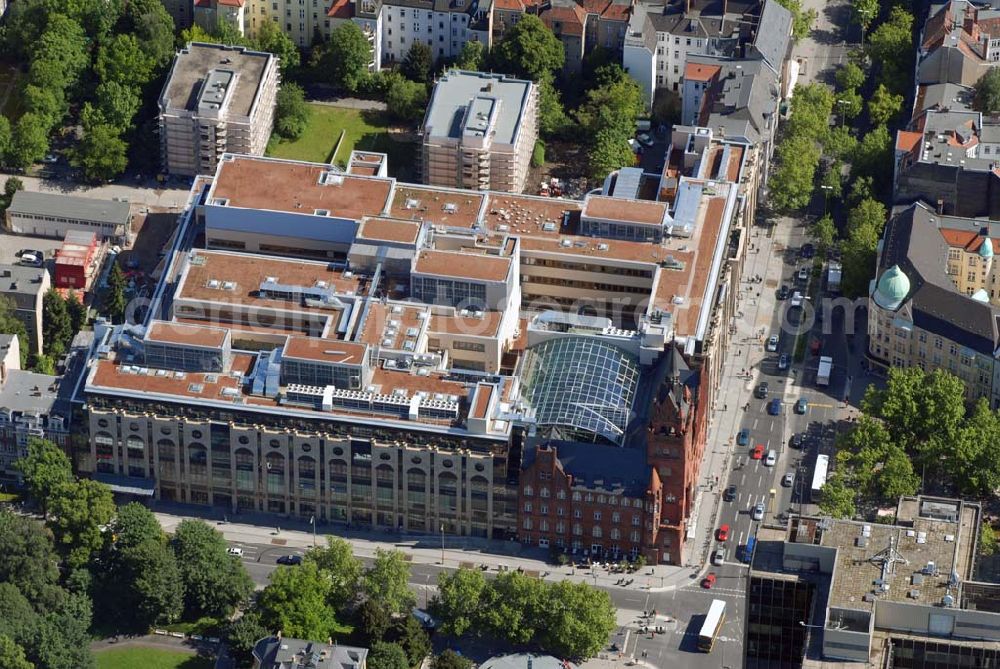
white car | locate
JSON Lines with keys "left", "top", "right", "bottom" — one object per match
{"left": 791, "top": 291, "right": 804, "bottom": 308}
{"left": 637, "top": 132, "right": 653, "bottom": 146}
{"left": 227, "top": 546, "right": 244, "bottom": 557}
{"left": 752, "top": 504, "right": 765, "bottom": 521}
{"left": 764, "top": 450, "right": 777, "bottom": 466}
{"left": 797, "top": 267, "right": 810, "bottom": 282}
{"left": 711, "top": 547, "right": 726, "bottom": 565}
{"left": 766, "top": 335, "right": 779, "bottom": 352}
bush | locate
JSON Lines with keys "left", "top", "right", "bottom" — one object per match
{"left": 531, "top": 140, "right": 545, "bottom": 167}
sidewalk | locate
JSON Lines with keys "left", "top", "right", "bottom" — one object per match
{"left": 153, "top": 507, "right": 696, "bottom": 593}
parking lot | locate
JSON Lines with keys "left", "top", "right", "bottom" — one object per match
{"left": 0, "top": 230, "right": 67, "bottom": 268}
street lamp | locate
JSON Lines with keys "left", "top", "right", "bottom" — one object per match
{"left": 820, "top": 184, "right": 833, "bottom": 216}
{"left": 439, "top": 523, "right": 445, "bottom": 565}
{"left": 310, "top": 515, "right": 316, "bottom": 548}
{"left": 835, "top": 99, "right": 851, "bottom": 127}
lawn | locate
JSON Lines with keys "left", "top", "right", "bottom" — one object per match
{"left": 95, "top": 647, "right": 213, "bottom": 669}
{"left": 267, "top": 104, "right": 418, "bottom": 180}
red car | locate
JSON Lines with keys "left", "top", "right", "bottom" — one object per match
{"left": 716, "top": 525, "right": 730, "bottom": 542}
{"left": 751, "top": 444, "right": 765, "bottom": 460}
{"left": 701, "top": 573, "right": 717, "bottom": 589}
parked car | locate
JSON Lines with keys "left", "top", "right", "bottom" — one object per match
{"left": 227, "top": 546, "right": 244, "bottom": 557}
{"left": 716, "top": 524, "right": 730, "bottom": 542}
{"left": 701, "top": 572, "right": 717, "bottom": 589}
{"left": 768, "top": 398, "right": 782, "bottom": 415}
{"left": 752, "top": 504, "right": 765, "bottom": 521}
{"left": 755, "top": 382, "right": 770, "bottom": 399}
{"left": 737, "top": 428, "right": 750, "bottom": 446}
{"left": 777, "top": 284, "right": 790, "bottom": 300}
{"left": 790, "top": 433, "right": 803, "bottom": 449}
{"left": 782, "top": 472, "right": 795, "bottom": 487}
{"left": 777, "top": 354, "right": 789, "bottom": 371}
{"left": 800, "top": 243, "right": 815, "bottom": 259}
{"left": 636, "top": 132, "right": 653, "bottom": 146}
{"left": 795, "top": 398, "right": 809, "bottom": 414}
{"left": 791, "top": 291, "right": 804, "bottom": 307}
{"left": 764, "top": 450, "right": 777, "bottom": 466}
{"left": 751, "top": 444, "right": 765, "bottom": 460}
{"left": 711, "top": 547, "right": 726, "bottom": 565}
{"left": 276, "top": 554, "right": 302, "bottom": 565}
{"left": 724, "top": 484, "right": 737, "bottom": 502}
{"left": 766, "top": 335, "right": 779, "bottom": 352}
{"left": 797, "top": 266, "right": 810, "bottom": 282}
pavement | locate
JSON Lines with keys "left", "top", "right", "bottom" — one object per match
{"left": 0, "top": 169, "right": 190, "bottom": 209}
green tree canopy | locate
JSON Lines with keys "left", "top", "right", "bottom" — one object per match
{"left": 834, "top": 61, "right": 865, "bottom": 91}
{"left": 852, "top": 0, "right": 878, "bottom": 41}
{"left": 46, "top": 478, "right": 115, "bottom": 569}
{"left": 810, "top": 214, "right": 837, "bottom": 254}
{"left": 42, "top": 291, "right": 72, "bottom": 358}
{"left": 17, "top": 438, "right": 72, "bottom": 516}
{"left": 455, "top": 40, "right": 485, "bottom": 71}
{"left": 537, "top": 580, "right": 616, "bottom": 659}
{"left": 327, "top": 22, "right": 372, "bottom": 94}
{"left": 368, "top": 642, "right": 409, "bottom": 669}
{"left": 304, "top": 536, "right": 362, "bottom": 609}
{"left": 0, "top": 117, "right": 12, "bottom": 168}
{"left": 775, "top": 0, "right": 817, "bottom": 42}
{"left": 224, "top": 611, "right": 271, "bottom": 666}
{"left": 868, "top": 7, "right": 914, "bottom": 95}
{"left": 254, "top": 18, "right": 301, "bottom": 73}
{"left": 432, "top": 650, "right": 473, "bottom": 669}
{"left": 402, "top": 41, "right": 433, "bottom": 83}
{"left": 104, "top": 261, "right": 127, "bottom": 323}
{"left": 363, "top": 548, "right": 415, "bottom": 615}
{"left": 0, "top": 296, "right": 29, "bottom": 367}
{"left": 491, "top": 15, "right": 564, "bottom": 81}
{"left": 768, "top": 134, "right": 821, "bottom": 211}
{"left": 9, "top": 113, "right": 51, "bottom": 170}
{"left": 65, "top": 291, "right": 87, "bottom": 333}
{"left": 385, "top": 74, "right": 429, "bottom": 123}
{"left": 0, "top": 635, "right": 33, "bottom": 669}
{"left": 432, "top": 567, "right": 488, "bottom": 637}
{"left": 274, "top": 82, "right": 311, "bottom": 141}
{"left": 0, "top": 511, "right": 62, "bottom": 611}
{"left": 171, "top": 519, "right": 253, "bottom": 619}
{"left": 73, "top": 123, "right": 128, "bottom": 183}
{"left": 0, "top": 583, "right": 96, "bottom": 669}
{"left": 392, "top": 615, "right": 431, "bottom": 667}
{"left": 259, "top": 562, "right": 336, "bottom": 640}
{"left": 868, "top": 83, "right": 903, "bottom": 126}
{"left": 973, "top": 68, "right": 1000, "bottom": 114}
{"left": 95, "top": 33, "right": 153, "bottom": 88}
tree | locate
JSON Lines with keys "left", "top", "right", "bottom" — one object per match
{"left": 224, "top": 611, "right": 271, "bottom": 667}
{"left": 402, "top": 41, "right": 433, "bottom": 83}
{"left": 824, "top": 125, "right": 859, "bottom": 160}
{"left": 818, "top": 470, "right": 856, "bottom": 518}
{"left": 589, "top": 128, "right": 635, "bottom": 179}
{"left": 477, "top": 570, "right": 545, "bottom": 645}
{"left": 171, "top": 519, "right": 253, "bottom": 619}
{"left": 836, "top": 88, "right": 862, "bottom": 120}
{"left": 258, "top": 562, "right": 335, "bottom": 640}
{"left": 4, "top": 177, "right": 24, "bottom": 201}
{"left": 46, "top": 478, "right": 115, "bottom": 568}
{"left": 868, "top": 84, "right": 902, "bottom": 126}
{"left": 0, "top": 296, "right": 29, "bottom": 368}
{"left": 359, "top": 597, "right": 392, "bottom": 642}
{"left": 775, "top": 0, "right": 816, "bottom": 42}
{"left": 851, "top": 125, "right": 892, "bottom": 195}
{"left": 73, "top": 123, "right": 128, "bottom": 183}
{"left": 0, "top": 116, "right": 12, "bottom": 166}
{"left": 868, "top": 7, "right": 914, "bottom": 95}
{"left": 385, "top": 74, "right": 429, "bottom": 122}
{"left": 327, "top": 22, "right": 372, "bottom": 93}
{"left": 834, "top": 61, "right": 865, "bottom": 91}
{"left": 455, "top": 40, "right": 485, "bottom": 71}
{"left": 42, "top": 291, "right": 72, "bottom": 358}
{"left": 364, "top": 549, "right": 414, "bottom": 615}
{"left": 30, "top": 354, "right": 56, "bottom": 375}
{"left": 95, "top": 33, "right": 153, "bottom": 87}
{"left": 491, "top": 14, "right": 564, "bottom": 81}
{"left": 432, "top": 567, "right": 488, "bottom": 637}
{"left": 104, "top": 261, "right": 127, "bottom": 323}
{"left": 368, "top": 642, "right": 409, "bottom": 669}
{"left": 538, "top": 78, "right": 570, "bottom": 137}
{"left": 786, "top": 83, "right": 834, "bottom": 141}
{"left": 982, "top": 523, "right": 998, "bottom": 557}
{"left": 840, "top": 197, "right": 885, "bottom": 297}
{"left": 178, "top": 24, "right": 219, "bottom": 46}
{"left": 0, "top": 582, "right": 95, "bottom": 669}
{"left": 432, "top": 650, "right": 472, "bottom": 669}
{"left": 811, "top": 215, "right": 837, "bottom": 254}
{"left": 99, "top": 532, "right": 183, "bottom": 630}
{"left": 128, "top": 0, "right": 177, "bottom": 68}
{"left": 820, "top": 161, "right": 844, "bottom": 200}
{"left": 65, "top": 291, "right": 87, "bottom": 333}
{"left": 254, "top": 19, "right": 300, "bottom": 73}
{"left": 92, "top": 83, "right": 142, "bottom": 133}
{"left": 537, "top": 580, "right": 616, "bottom": 659}
{"left": 768, "top": 134, "right": 821, "bottom": 211}
{"left": 0, "top": 635, "right": 32, "bottom": 669}
{"left": 16, "top": 438, "right": 72, "bottom": 517}
{"left": 852, "top": 0, "right": 878, "bottom": 42}
{"left": 274, "top": 83, "right": 311, "bottom": 141}
{"left": 305, "top": 536, "right": 362, "bottom": 609}
{"left": 846, "top": 197, "right": 886, "bottom": 237}
{"left": 392, "top": 616, "right": 431, "bottom": 668}
{"left": 0, "top": 511, "right": 62, "bottom": 611}
{"left": 974, "top": 68, "right": 1000, "bottom": 114}
{"left": 8, "top": 113, "right": 50, "bottom": 170}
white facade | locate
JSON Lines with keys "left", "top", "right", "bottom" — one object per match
{"left": 379, "top": 2, "right": 488, "bottom": 65}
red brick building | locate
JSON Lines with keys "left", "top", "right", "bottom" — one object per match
{"left": 517, "top": 346, "right": 707, "bottom": 564}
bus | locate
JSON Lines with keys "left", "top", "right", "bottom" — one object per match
{"left": 742, "top": 536, "right": 756, "bottom": 564}
{"left": 811, "top": 454, "right": 830, "bottom": 501}
{"left": 697, "top": 599, "right": 727, "bottom": 652}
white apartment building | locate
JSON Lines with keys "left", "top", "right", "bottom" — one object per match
{"left": 158, "top": 43, "right": 280, "bottom": 177}
{"left": 421, "top": 71, "right": 537, "bottom": 193}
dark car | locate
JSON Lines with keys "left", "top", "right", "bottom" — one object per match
{"left": 800, "top": 243, "right": 815, "bottom": 259}
{"left": 790, "top": 433, "right": 803, "bottom": 449}
{"left": 755, "top": 382, "right": 769, "bottom": 399}
{"left": 276, "top": 554, "right": 303, "bottom": 566}
{"left": 767, "top": 398, "right": 782, "bottom": 415}
{"left": 737, "top": 428, "right": 750, "bottom": 446}
{"left": 777, "top": 284, "right": 790, "bottom": 300}
{"left": 724, "top": 484, "right": 737, "bottom": 502}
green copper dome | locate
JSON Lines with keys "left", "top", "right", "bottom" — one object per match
{"left": 980, "top": 237, "right": 995, "bottom": 259}
{"left": 873, "top": 265, "right": 910, "bottom": 311}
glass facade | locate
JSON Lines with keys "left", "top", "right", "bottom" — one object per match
{"left": 520, "top": 337, "right": 640, "bottom": 445}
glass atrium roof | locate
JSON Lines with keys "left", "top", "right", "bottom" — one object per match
{"left": 520, "top": 337, "right": 640, "bottom": 446}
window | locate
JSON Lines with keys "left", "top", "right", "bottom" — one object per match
{"left": 612, "top": 512, "right": 620, "bottom": 523}
{"left": 574, "top": 509, "right": 582, "bottom": 518}
{"left": 592, "top": 526, "right": 603, "bottom": 538}
{"left": 557, "top": 506, "right": 565, "bottom": 516}
{"left": 593, "top": 511, "right": 602, "bottom": 521}
{"left": 523, "top": 485, "right": 533, "bottom": 496}
{"left": 523, "top": 517, "right": 532, "bottom": 530}
{"left": 557, "top": 490, "right": 566, "bottom": 500}
{"left": 524, "top": 501, "right": 532, "bottom": 512}
{"left": 540, "top": 504, "right": 548, "bottom": 514}
{"left": 632, "top": 514, "right": 640, "bottom": 526}
{"left": 540, "top": 487, "right": 550, "bottom": 498}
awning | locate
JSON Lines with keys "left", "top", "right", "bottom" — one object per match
{"left": 94, "top": 473, "right": 156, "bottom": 497}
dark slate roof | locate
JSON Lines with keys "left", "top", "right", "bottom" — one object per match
{"left": 522, "top": 440, "right": 651, "bottom": 497}
{"left": 691, "top": 55, "right": 779, "bottom": 144}
{"left": 878, "top": 202, "right": 999, "bottom": 355}
{"left": 751, "top": 0, "right": 791, "bottom": 74}
{"left": 8, "top": 191, "right": 131, "bottom": 224}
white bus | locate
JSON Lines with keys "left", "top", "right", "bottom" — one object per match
{"left": 697, "top": 599, "right": 726, "bottom": 652}
{"left": 811, "top": 454, "right": 830, "bottom": 501}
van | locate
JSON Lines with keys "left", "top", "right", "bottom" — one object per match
{"left": 764, "top": 450, "right": 776, "bottom": 466}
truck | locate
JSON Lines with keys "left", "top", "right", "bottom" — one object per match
{"left": 827, "top": 262, "right": 842, "bottom": 293}
{"left": 817, "top": 356, "right": 833, "bottom": 386}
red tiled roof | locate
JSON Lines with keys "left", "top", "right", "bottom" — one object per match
{"left": 940, "top": 228, "right": 981, "bottom": 251}
{"left": 684, "top": 61, "right": 720, "bottom": 83}
{"left": 541, "top": 4, "right": 588, "bottom": 36}
{"left": 217, "top": 0, "right": 244, "bottom": 7}
{"left": 327, "top": 0, "right": 353, "bottom": 18}
{"left": 600, "top": 2, "right": 630, "bottom": 21}
{"left": 579, "top": 0, "right": 610, "bottom": 14}
{"left": 895, "top": 130, "right": 922, "bottom": 155}
{"left": 494, "top": 0, "right": 526, "bottom": 10}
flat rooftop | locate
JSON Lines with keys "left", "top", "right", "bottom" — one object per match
{"left": 388, "top": 186, "right": 485, "bottom": 229}
{"left": 482, "top": 194, "right": 580, "bottom": 237}
{"left": 161, "top": 42, "right": 272, "bottom": 117}
{"left": 146, "top": 320, "right": 229, "bottom": 348}
{"left": 424, "top": 71, "right": 533, "bottom": 145}
{"left": 583, "top": 195, "right": 669, "bottom": 226}
{"left": 356, "top": 218, "right": 421, "bottom": 245}
{"left": 413, "top": 249, "right": 511, "bottom": 282}
{"left": 0, "top": 370, "right": 59, "bottom": 415}
{"left": 283, "top": 337, "right": 368, "bottom": 365}
{"left": 358, "top": 302, "right": 427, "bottom": 350}
{"left": 210, "top": 155, "right": 393, "bottom": 220}
{"left": 428, "top": 310, "right": 503, "bottom": 337}
{"left": 7, "top": 191, "right": 131, "bottom": 224}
